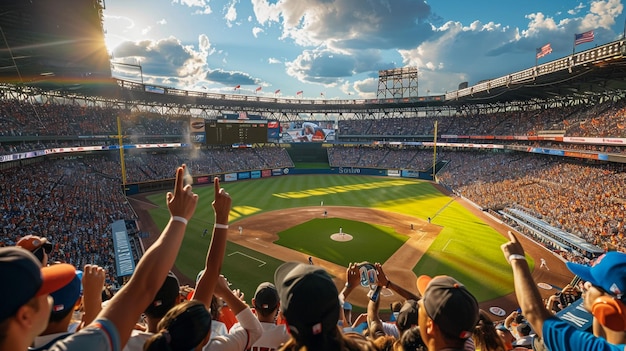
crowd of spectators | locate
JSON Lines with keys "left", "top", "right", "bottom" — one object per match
{"left": 436, "top": 151, "right": 626, "bottom": 253}
{"left": 339, "top": 96, "right": 626, "bottom": 139}
{"left": 0, "top": 159, "right": 136, "bottom": 285}
{"left": 81, "top": 146, "right": 294, "bottom": 183}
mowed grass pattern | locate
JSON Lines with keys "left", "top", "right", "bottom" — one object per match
{"left": 275, "top": 218, "right": 408, "bottom": 267}
{"left": 145, "top": 175, "right": 520, "bottom": 302}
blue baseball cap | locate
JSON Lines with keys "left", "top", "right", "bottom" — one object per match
{"left": 0, "top": 247, "right": 76, "bottom": 322}
{"left": 566, "top": 251, "right": 626, "bottom": 300}
{"left": 51, "top": 272, "right": 81, "bottom": 315}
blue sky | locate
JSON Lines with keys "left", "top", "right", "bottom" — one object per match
{"left": 103, "top": 0, "right": 625, "bottom": 99}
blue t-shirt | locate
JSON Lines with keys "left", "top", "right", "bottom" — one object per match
{"left": 48, "top": 319, "right": 121, "bottom": 351}
{"left": 543, "top": 317, "right": 626, "bottom": 351}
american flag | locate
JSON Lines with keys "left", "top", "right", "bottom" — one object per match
{"left": 274, "top": 89, "right": 280, "bottom": 94}
{"left": 234, "top": 84, "right": 241, "bottom": 90}
{"left": 536, "top": 43, "right": 552, "bottom": 59}
{"left": 296, "top": 90, "right": 303, "bottom": 95}
{"left": 255, "top": 86, "right": 262, "bottom": 92}
{"left": 574, "top": 30, "right": 594, "bottom": 45}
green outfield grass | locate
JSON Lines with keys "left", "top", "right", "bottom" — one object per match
{"left": 275, "top": 218, "right": 408, "bottom": 266}
{"left": 144, "top": 175, "right": 527, "bottom": 302}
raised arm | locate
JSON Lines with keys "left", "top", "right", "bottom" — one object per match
{"left": 374, "top": 263, "right": 419, "bottom": 300}
{"left": 500, "top": 231, "right": 552, "bottom": 338}
{"left": 80, "top": 264, "right": 106, "bottom": 328}
{"left": 367, "top": 288, "right": 386, "bottom": 338}
{"left": 208, "top": 275, "right": 263, "bottom": 351}
{"left": 99, "top": 165, "right": 199, "bottom": 347}
{"left": 192, "top": 177, "right": 232, "bottom": 307}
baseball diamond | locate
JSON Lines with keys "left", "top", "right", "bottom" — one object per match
{"left": 130, "top": 174, "right": 573, "bottom": 316}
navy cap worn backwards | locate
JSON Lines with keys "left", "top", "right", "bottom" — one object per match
{"left": 50, "top": 272, "right": 82, "bottom": 315}
{"left": 254, "top": 282, "right": 279, "bottom": 312}
{"left": 274, "top": 262, "right": 339, "bottom": 339}
{"left": 566, "top": 251, "right": 626, "bottom": 300}
{"left": 0, "top": 247, "right": 75, "bottom": 322}
{"left": 416, "top": 275, "right": 479, "bottom": 340}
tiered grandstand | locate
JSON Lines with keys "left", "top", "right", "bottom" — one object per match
{"left": 1, "top": 0, "right": 625, "bottom": 287}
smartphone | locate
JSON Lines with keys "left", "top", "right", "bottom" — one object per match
{"left": 358, "top": 262, "right": 376, "bottom": 288}
{"left": 369, "top": 285, "right": 382, "bottom": 302}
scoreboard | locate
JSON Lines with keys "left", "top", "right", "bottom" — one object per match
{"left": 205, "top": 120, "right": 268, "bottom": 145}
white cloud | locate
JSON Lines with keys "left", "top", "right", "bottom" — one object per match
{"left": 352, "top": 77, "right": 377, "bottom": 98}
{"left": 252, "top": 27, "right": 264, "bottom": 38}
{"left": 224, "top": 0, "right": 238, "bottom": 27}
{"left": 568, "top": 3, "right": 586, "bottom": 15}
{"left": 141, "top": 26, "right": 152, "bottom": 35}
{"left": 251, "top": 0, "right": 432, "bottom": 50}
{"left": 172, "top": 0, "right": 212, "bottom": 15}
{"left": 582, "top": 0, "right": 623, "bottom": 29}
{"left": 268, "top": 57, "right": 282, "bottom": 64}
{"left": 157, "top": 19, "right": 167, "bottom": 25}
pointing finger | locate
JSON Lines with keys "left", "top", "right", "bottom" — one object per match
{"left": 508, "top": 230, "right": 518, "bottom": 243}
{"left": 214, "top": 177, "right": 220, "bottom": 198}
{"left": 174, "top": 165, "right": 185, "bottom": 194}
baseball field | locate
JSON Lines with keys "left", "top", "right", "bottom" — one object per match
{"left": 129, "top": 173, "right": 573, "bottom": 314}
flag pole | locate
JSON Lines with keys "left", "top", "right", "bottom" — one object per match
{"left": 572, "top": 34, "right": 576, "bottom": 55}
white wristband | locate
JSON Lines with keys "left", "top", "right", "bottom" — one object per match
{"left": 172, "top": 216, "right": 188, "bottom": 225}
{"left": 508, "top": 254, "right": 526, "bottom": 263}
{"left": 214, "top": 223, "right": 229, "bottom": 229}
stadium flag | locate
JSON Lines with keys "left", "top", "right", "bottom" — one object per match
{"left": 274, "top": 89, "right": 281, "bottom": 94}
{"left": 574, "top": 30, "right": 594, "bottom": 45}
{"left": 234, "top": 84, "right": 241, "bottom": 90}
{"left": 320, "top": 92, "right": 325, "bottom": 97}
{"left": 255, "top": 86, "right": 262, "bottom": 93}
{"left": 296, "top": 90, "right": 303, "bottom": 96}
{"left": 536, "top": 43, "right": 552, "bottom": 59}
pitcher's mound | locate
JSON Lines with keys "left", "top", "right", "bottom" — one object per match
{"left": 331, "top": 233, "right": 353, "bottom": 242}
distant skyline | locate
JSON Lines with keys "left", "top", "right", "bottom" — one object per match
{"left": 103, "top": 0, "right": 625, "bottom": 99}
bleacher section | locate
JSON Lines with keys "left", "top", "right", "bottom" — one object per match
{"left": 501, "top": 208, "right": 603, "bottom": 258}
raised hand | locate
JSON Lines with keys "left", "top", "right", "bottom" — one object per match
{"left": 212, "top": 177, "right": 232, "bottom": 225}
{"left": 166, "top": 164, "right": 199, "bottom": 221}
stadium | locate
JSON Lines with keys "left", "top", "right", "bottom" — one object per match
{"left": 1, "top": 0, "right": 625, "bottom": 340}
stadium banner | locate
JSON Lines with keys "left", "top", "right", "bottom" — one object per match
{"left": 401, "top": 170, "right": 421, "bottom": 178}
{"left": 250, "top": 170, "right": 261, "bottom": 179}
{"left": 528, "top": 147, "right": 565, "bottom": 156}
{"left": 145, "top": 85, "right": 165, "bottom": 94}
{"left": 272, "top": 168, "right": 285, "bottom": 176}
{"left": 564, "top": 136, "right": 626, "bottom": 145}
{"left": 225, "top": 173, "right": 237, "bottom": 181}
{"left": 607, "top": 154, "right": 626, "bottom": 163}
{"left": 111, "top": 220, "right": 136, "bottom": 278}
{"left": 190, "top": 117, "right": 206, "bottom": 144}
{"left": 556, "top": 298, "right": 593, "bottom": 331}
{"left": 221, "top": 112, "right": 266, "bottom": 120}
{"left": 238, "top": 172, "right": 251, "bottom": 180}
{"left": 287, "top": 168, "right": 385, "bottom": 176}
{"left": 196, "top": 176, "right": 212, "bottom": 185}
{"left": 563, "top": 151, "right": 600, "bottom": 160}
{"left": 261, "top": 169, "right": 272, "bottom": 177}
{"left": 387, "top": 170, "right": 401, "bottom": 177}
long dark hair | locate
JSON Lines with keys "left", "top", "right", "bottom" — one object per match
{"left": 143, "top": 300, "right": 211, "bottom": 351}
{"left": 473, "top": 309, "right": 505, "bottom": 351}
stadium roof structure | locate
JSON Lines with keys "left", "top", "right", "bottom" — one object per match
{"left": 0, "top": 0, "right": 115, "bottom": 93}
{"left": 1, "top": 0, "right": 626, "bottom": 114}
{"left": 445, "top": 40, "right": 626, "bottom": 105}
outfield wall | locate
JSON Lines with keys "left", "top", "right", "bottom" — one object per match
{"left": 124, "top": 166, "right": 433, "bottom": 195}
